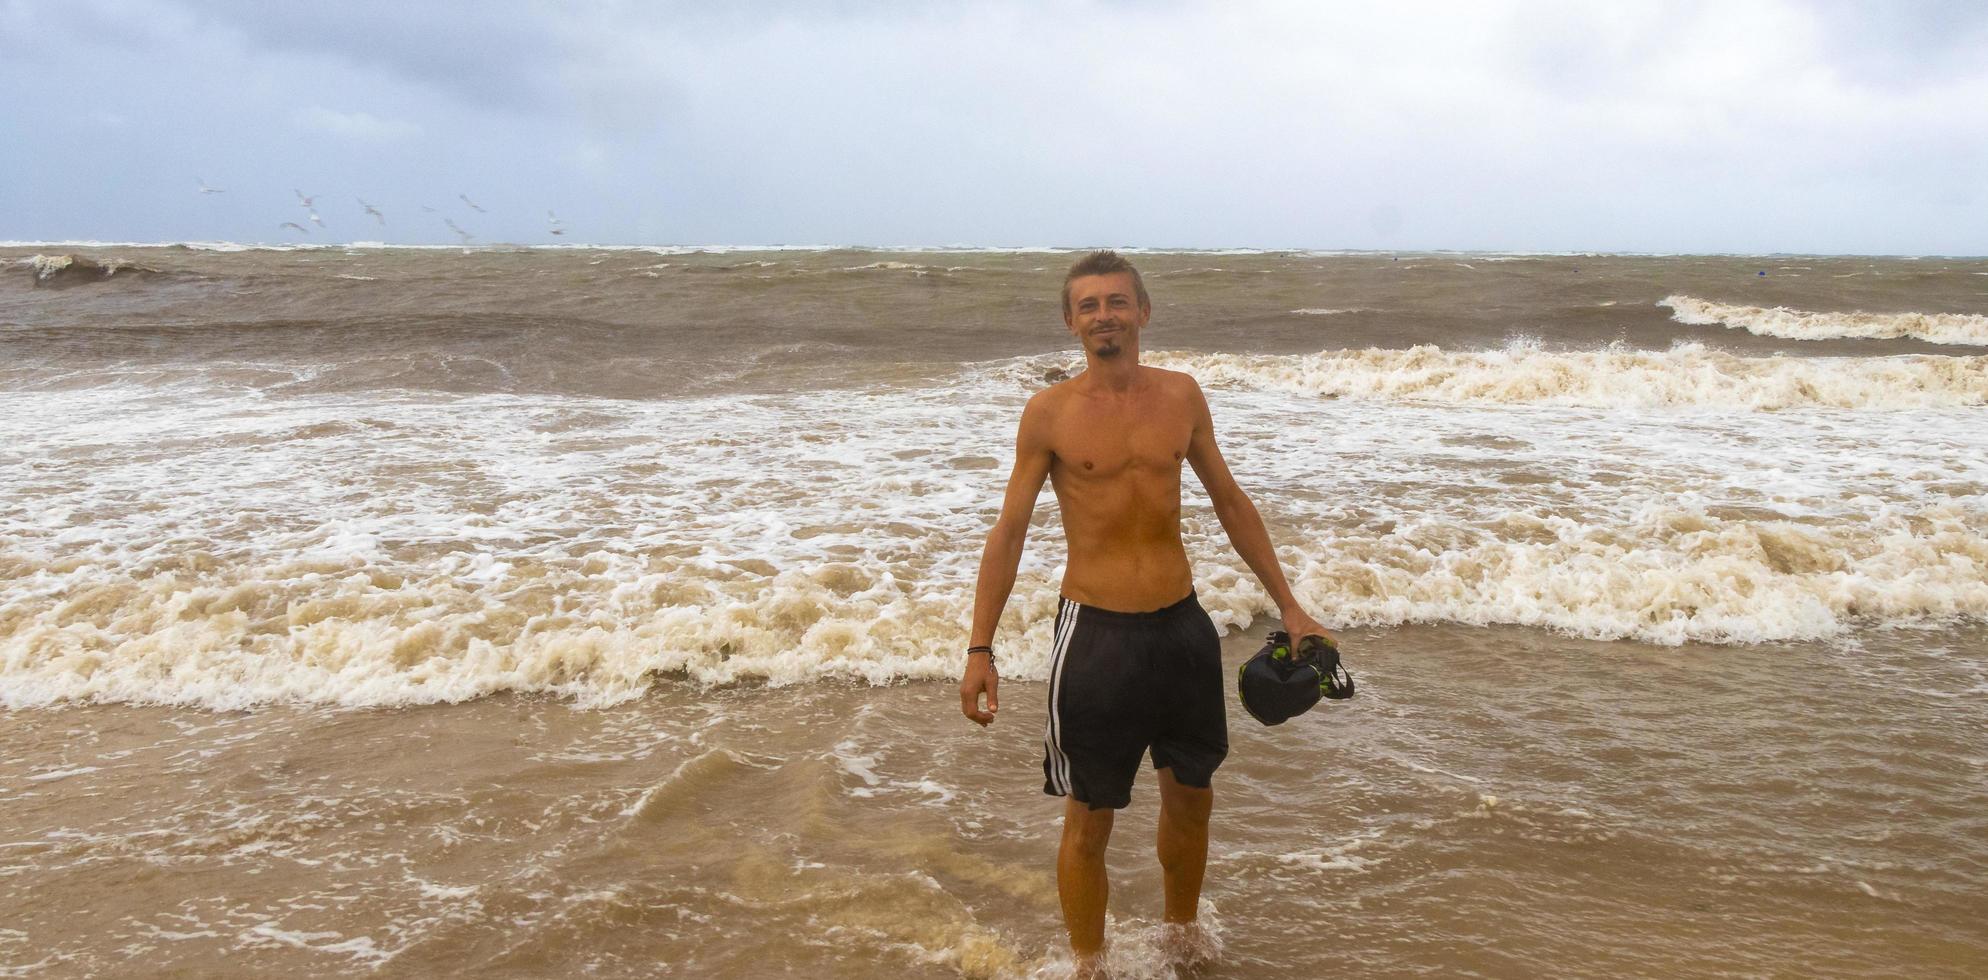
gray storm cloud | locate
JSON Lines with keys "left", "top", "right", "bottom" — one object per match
{"left": 1, "top": 0, "right": 1984, "bottom": 251}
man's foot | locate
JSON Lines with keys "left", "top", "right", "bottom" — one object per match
{"left": 1156, "top": 920, "right": 1218, "bottom": 970}
{"left": 1068, "top": 949, "right": 1111, "bottom": 979}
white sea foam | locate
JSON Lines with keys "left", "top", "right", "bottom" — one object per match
{"left": 1661, "top": 294, "right": 1988, "bottom": 346}
{"left": 26, "top": 766, "right": 101, "bottom": 782}
{"left": 1139, "top": 341, "right": 1988, "bottom": 410}
{"left": 240, "top": 923, "right": 391, "bottom": 967}
{"left": 2, "top": 354, "right": 1984, "bottom": 709}
{"left": 28, "top": 254, "right": 75, "bottom": 280}
{"left": 20, "top": 253, "right": 159, "bottom": 285}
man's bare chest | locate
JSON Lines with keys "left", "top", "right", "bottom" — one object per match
{"left": 1047, "top": 406, "right": 1192, "bottom": 480}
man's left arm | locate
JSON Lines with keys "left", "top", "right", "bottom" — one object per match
{"left": 1181, "top": 377, "right": 1337, "bottom": 646}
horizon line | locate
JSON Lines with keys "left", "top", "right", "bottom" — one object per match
{"left": 7, "top": 241, "right": 1987, "bottom": 260}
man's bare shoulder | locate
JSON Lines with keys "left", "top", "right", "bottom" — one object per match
{"left": 1025, "top": 378, "right": 1079, "bottom": 414}
{"left": 1141, "top": 366, "right": 1206, "bottom": 403}
{"left": 1018, "top": 380, "right": 1077, "bottom": 438}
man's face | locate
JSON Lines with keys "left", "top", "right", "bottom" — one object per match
{"left": 1064, "top": 272, "right": 1149, "bottom": 360}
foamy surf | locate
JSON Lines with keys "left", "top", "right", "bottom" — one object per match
{"left": 20, "top": 253, "right": 159, "bottom": 286}
{"left": 4, "top": 356, "right": 1985, "bottom": 709}
{"left": 14, "top": 491, "right": 1977, "bottom": 710}
{"left": 1660, "top": 295, "right": 1988, "bottom": 347}
{"left": 1136, "top": 342, "right": 1987, "bottom": 410}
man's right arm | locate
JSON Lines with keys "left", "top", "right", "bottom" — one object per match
{"left": 960, "top": 392, "right": 1055, "bottom": 726}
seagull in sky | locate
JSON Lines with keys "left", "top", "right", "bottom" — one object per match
{"left": 459, "top": 193, "right": 486, "bottom": 213}
{"left": 280, "top": 221, "right": 310, "bottom": 235}
{"left": 359, "top": 199, "right": 386, "bottom": 225}
{"left": 308, "top": 210, "right": 326, "bottom": 228}
{"left": 444, "top": 218, "right": 474, "bottom": 244}
{"left": 294, "top": 189, "right": 318, "bottom": 209}
{"left": 197, "top": 178, "right": 225, "bottom": 194}
{"left": 547, "top": 210, "right": 566, "bottom": 236}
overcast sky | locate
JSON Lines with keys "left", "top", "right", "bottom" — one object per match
{"left": 3, "top": 0, "right": 1985, "bottom": 253}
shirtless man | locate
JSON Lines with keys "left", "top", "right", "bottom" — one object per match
{"left": 959, "top": 250, "right": 1333, "bottom": 972}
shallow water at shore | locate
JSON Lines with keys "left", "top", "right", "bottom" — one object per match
{"left": 6, "top": 622, "right": 1983, "bottom": 978}
{"left": 4, "top": 246, "right": 1985, "bottom": 975}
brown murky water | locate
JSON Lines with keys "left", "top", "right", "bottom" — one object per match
{"left": 6, "top": 623, "right": 1984, "bottom": 977}
{"left": 4, "top": 246, "right": 1986, "bottom": 975}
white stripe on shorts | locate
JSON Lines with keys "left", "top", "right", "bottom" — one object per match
{"left": 1044, "top": 597, "right": 1079, "bottom": 796}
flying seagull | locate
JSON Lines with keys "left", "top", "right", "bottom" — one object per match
{"left": 308, "top": 210, "right": 326, "bottom": 228}
{"left": 444, "top": 218, "right": 474, "bottom": 244}
{"left": 359, "top": 199, "right": 385, "bottom": 225}
{"left": 459, "top": 193, "right": 486, "bottom": 213}
{"left": 197, "top": 178, "right": 225, "bottom": 194}
{"left": 280, "top": 221, "right": 310, "bottom": 235}
{"left": 547, "top": 210, "right": 565, "bottom": 236}
{"left": 294, "top": 189, "right": 318, "bottom": 209}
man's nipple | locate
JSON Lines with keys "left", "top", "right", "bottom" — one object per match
{"left": 1083, "top": 461, "right": 1094, "bottom": 470}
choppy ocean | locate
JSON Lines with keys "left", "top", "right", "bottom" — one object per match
{"left": 3, "top": 245, "right": 1984, "bottom": 978}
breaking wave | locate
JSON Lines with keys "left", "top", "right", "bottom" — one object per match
{"left": 3, "top": 497, "right": 1983, "bottom": 710}
{"left": 1660, "top": 295, "right": 1988, "bottom": 347}
{"left": 1133, "top": 342, "right": 1988, "bottom": 410}
{"left": 20, "top": 253, "right": 164, "bottom": 288}
{"left": 4, "top": 361, "right": 1984, "bottom": 710}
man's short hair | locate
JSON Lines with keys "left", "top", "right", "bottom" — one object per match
{"left": 1061, "top": 249, "right": 1150, "bottom": 318}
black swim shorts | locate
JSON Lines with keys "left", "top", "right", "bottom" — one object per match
{"left": 1042, "top": 591, "right": 1229, "bottom": 810}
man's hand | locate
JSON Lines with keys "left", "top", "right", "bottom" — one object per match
{"left": 1281, "top": 608, "right": 1338, "bottom": 651}
{"left": 959, "top": 653, "right": 999, "bottom": 726}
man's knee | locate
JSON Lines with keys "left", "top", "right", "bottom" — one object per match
{"left": 1157, "top": 771, "right": 1214, "bottom": 828}
{"left": 1061, "top": 802, "right": 1116, "bottom": 858}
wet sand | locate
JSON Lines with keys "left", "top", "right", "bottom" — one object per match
{"left": 5, "top": 622, "right": 1983, "bottom": 978}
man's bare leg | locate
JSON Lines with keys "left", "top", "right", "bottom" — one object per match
{"left": 1058, "top": 797, "right": 1115, "bottom": 972}
{"left": 1156, "top": 767, "right": 1214, "bottom": 961}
